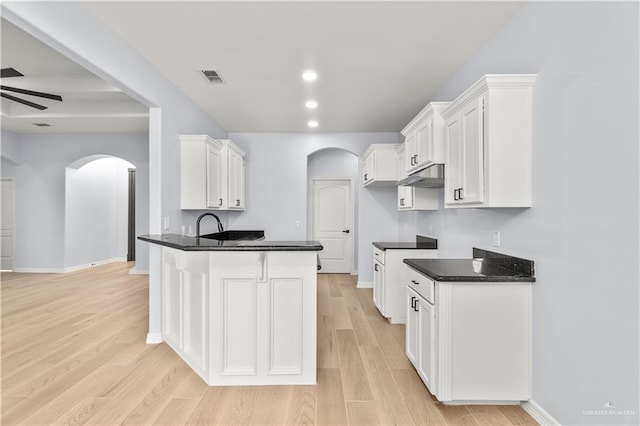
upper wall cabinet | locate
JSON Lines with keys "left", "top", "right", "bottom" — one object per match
{"left": 401, "top": 102, "right": 450, "bottom": 175}
{"left": 395, "top": 144, "right": 438, "bottom": 210}
{"left": 361, "top": 144, "right": 399, "bottom": 186}
{"left": 181, "top": 135, "right": 246, "bottom": 211}
{"left": 442, "top": 74, "right": 537, "bottom": 208}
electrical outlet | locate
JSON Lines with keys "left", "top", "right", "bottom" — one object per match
{"left": 295, "top": 221, "right": 300, "bottom": 230}
{"left": 492, "top": 231, "right": 501, "bottom": 247}
{"left": 163, "top": 216, "right": 170, "bottom": 230}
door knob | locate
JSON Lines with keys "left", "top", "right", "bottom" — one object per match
{"left": 342, "top": 229, "right": 350, "bottom": 234}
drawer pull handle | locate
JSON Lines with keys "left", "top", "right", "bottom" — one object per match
{"left": 411, "top": 279, "right": 419, "bottom": 285}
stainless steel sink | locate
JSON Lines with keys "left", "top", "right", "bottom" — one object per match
{"left": 199, "top": 230, "right": 265, "bottom": 241}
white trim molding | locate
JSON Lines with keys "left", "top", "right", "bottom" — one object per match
{"left": 522, "top": 400, "right": 561, "bottom": 425}
{"left": 357, "top": 280, "right": 373, "bottom": 289}
{"left": 146, "top": 333, "right": 163, "bottom": 344}
{"left": 129, "top": 267, "right": 149, "bottom": 275}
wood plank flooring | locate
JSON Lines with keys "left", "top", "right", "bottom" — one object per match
{"left": 1, "top": 263, "right": 537, "bottom": 425}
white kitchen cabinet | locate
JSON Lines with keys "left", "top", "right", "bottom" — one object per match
{"left": 209, "top": 250, "right": 317, "bottom": 385}
{"left": 372, "top": 245, "right": 437, "bottom": 324}
{"left": 442, "top": 74, "right": 537, "bottom": 208}
{"left": 395, "top": 143, "right": 439, "bottom": 211}
{"left": 407, "top": 286, "right": 435, "bottom": 392}
{"left": 406, "top": 264, "right": 532, "bottom": 403}
{"left": 361, "top": 144, "right": 399, "bottom": 186}
{"left": 162, "top": 247, "right": 317, "bottom": 386}
{"left": 227, "top": 146, "right": 245, "bottom": 210}
{"left": 401, "top": 102, "right": 449, "bottom": 175}
{"left": 162, "top": 249, "right": 209, "bottom": 379}
{"left": 181, "top": 135, "right": 246, "bottom": 211}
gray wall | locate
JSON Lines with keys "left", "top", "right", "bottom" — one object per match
{"left": 228, "top": 132, "right": 401, "bottom": 284}
{"left": 398, "top": 2, "right": 639, "bottom": 424}
{"left": 7, "top": 132, "right": 150, "bottom": 272}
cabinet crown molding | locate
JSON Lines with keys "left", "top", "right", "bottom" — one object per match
{"left": 401, "top": 101, "right": 451, "bottom": 136}
{"left": 442, "top": 74, "right": 537, "bottom": 118}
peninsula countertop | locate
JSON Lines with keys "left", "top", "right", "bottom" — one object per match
{"left": 138, "top": 234, "right": 323, "bottom": 252}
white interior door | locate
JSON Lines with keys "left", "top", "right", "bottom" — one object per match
{"left": 312, "top": 179, "right": 353, "bottom": 273}
{"left": 1, "top": 178, "right": 15, "bottom": 271}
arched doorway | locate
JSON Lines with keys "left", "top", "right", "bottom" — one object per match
{"left": 307, "top": 148, "right": 359, "bottom": 273}
{"left": 64, "top": 155, "right": 135, "bottom": 270}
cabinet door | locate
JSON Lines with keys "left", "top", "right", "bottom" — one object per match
{"left": 417, "top": 297, "right": 435, "bottom": 392}
{"left": 221, "top": 276, "right": 258, "bottom": 375}
{"left": 228, "top": 152, "right": 244, "bottom": 210}
{"left": 404, "top": 131, "right": 417, "bottom": 173}
{"left": 363, "top": 154, "right": 374, "bottom": 183}
{"left": 406, "top": 288, "right": 418, "bottom": 366}
{"left": 459, "top": 97, "right": 485, "bottom": 204}
{"left": 445, "top": 116, "right": 462, "bottom": 204}
{"left": 398, "top": 186, "right": 414, "bottom": 210}
{"left": 415, "top": 117, "right": 433, "bottom": 170}
{"left": 206, "top": 144, "right": 223, "bottom": 209}
{"left": 373, "top": 261, "right": 384, "bottom": 314}
{"left": 162, "top": 250, "right": 182, "bottom": 349}
{"left": 183, "top": 267, "right": 208, "bottom": 374}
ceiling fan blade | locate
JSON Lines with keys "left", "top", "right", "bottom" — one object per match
{"left": 1, "top": 92, "right": 48, "bottom": 110}
{"left": 1, "top": 68, "right": 24, "bottom": 78}
{"left": 1, "top": 85, "right": 62, "bottom": 102}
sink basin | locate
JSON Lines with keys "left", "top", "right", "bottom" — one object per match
{"left": 199, "top": 230, "right": 265, "bottom": 241}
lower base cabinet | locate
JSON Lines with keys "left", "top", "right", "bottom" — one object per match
{"left": 162, "top": 247, "right": 317, "bottom": 386}
{"left": 406, "top": 265, "right": 532, "bottom": 404}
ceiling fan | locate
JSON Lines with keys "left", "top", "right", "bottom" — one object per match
{"left": 1, "top": 67, "right": 63, "bottom": 110}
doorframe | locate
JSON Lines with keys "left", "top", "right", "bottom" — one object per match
{"left": 1, "top": 177, "right": 15, "bottom": 272}
{"left": 309, "top": 178, "right": 355, "bottom": 274}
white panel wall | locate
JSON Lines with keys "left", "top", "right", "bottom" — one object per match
{"left": 397, "top": 3, "right": 639, "bottom": 425}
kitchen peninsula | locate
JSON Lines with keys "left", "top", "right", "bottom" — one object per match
{"left": 139, "top": 234, "right": 322, "bottom": 386}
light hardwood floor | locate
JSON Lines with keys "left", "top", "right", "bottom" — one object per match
{"left": 1, "top": 263, "right": 537, "bottom": 425}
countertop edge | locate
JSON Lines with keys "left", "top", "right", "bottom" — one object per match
{"left": 138, "top": 235, "right": 323, "bottom": 252}
{"left": 403, "top": 258, "right": 536, "bottom": 283}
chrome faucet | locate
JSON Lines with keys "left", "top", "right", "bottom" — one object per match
{"left": 196, "top": 212, "right": 224, "bottom": 237}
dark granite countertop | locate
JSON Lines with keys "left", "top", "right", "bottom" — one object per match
{"left": 403, "top": 248, "right": 535, "bottom": 282}
{"left": 373, "top": 235, "right": 437, "bottom": 250}
{"left": 138, "top": 234, "right": 323, "bottom": 252}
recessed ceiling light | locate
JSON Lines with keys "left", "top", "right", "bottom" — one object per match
{"left": 305, "top": 100, "right": 318, "bottom": 109}
{"left": 308, "top": 120, "right": 319, "bottom": 128}
{"left": 302, "top": 70, "right": 317, "bottom": 81}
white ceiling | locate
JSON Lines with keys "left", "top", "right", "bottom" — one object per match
{"left": 85, "top": 1, "right": 523, "bottom": 133}
{"left": 0, "top": 19, "right": 148, "bottom": 134}
{"left": 1, "top": 2, "right": 523, "bottom": 135}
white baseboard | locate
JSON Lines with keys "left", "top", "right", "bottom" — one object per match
{"left": 522, "top": 400, "right": 560, "bottom": 425}
{"left": 129, "top": 267, "right": 149, "bottom": 275}
{"left": 13, "top": 267, "right": 66, "bottom": 273}
{"left": 15, "top": 258, "right": 127, "bottom": 274}
{"left": 357, "top": 280, "right": 373, "bottom": 289}
{"left": 146, "top": 333, "right": 163, "bottom": 344}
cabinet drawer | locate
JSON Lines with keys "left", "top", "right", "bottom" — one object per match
{"left": 373, "top": 247, "right": 385, "bottom": 265}
{"left": 407, "top": 266, "right": 434, "bottom": 304}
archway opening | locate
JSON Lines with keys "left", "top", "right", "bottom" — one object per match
{"left": 307, "top": 148, "right": 359, "bottom": 274}
{"left": 64, "top": 156, "right": 135, "bottom": 270}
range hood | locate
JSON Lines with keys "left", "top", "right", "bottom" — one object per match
{"left": 397, "top": 164, "right": 445, "bottom": 188}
